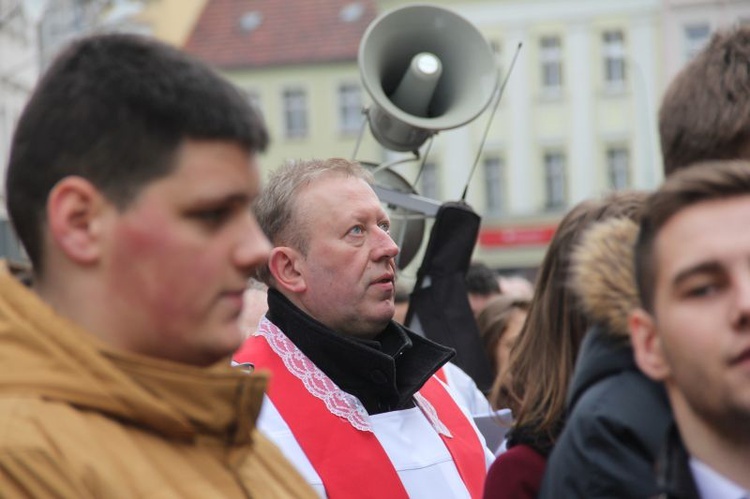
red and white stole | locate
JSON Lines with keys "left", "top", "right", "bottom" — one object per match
{"left": 234, "top": 318, "right": 486, "bottom": 499}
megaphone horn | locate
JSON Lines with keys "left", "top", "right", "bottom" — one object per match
{"left": 359, "top": 4, "right": 499, "bottom": 152}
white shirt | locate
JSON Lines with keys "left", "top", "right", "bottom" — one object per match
{"left": 260, "top": 397, "right": 493, "bottom": 498}
{"left": 250, "top": 320, "right": 494, "bottom": 498}
{"left": 690, "top": 457, "right": 749, "bottom": 499}
{"left": 441, "top": 362, "right": 492, "bottom": 416}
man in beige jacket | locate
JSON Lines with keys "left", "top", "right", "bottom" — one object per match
{"left": 0, "top": 33, "right": 314, "bottom": 497}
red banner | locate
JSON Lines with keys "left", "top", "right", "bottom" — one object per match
{"left": 478, "top": 225, "right": 557, "bottom": 248}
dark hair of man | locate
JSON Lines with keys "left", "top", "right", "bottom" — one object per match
{"left": 634, "top": 161, "right": 750, "bottom": 313}
{"left": 496, "top": 190, "right": 647, "bottom": 444}
{"left": 659, "top": 26, "right": 750, "bottom": 175}
{"left": 6, "top": 33, "right": 268, "bottom": 275}
{"left": 465, "top": 262, "right": 500, "bottom": 296}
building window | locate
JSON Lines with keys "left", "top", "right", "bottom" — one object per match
{"left": 282, "top": 88, "right": 308, "bottom": 139}
{"left": 484, "top": 156, "right": 505, "bottom": 215}
{"left": 603, "top": 30, "right": 626, "bottom": 88}
{"left": 544, "top": 151, "right": 566, "bottom": 210}
{"left": 0, "top": 0, "right": 26, "bottom": 41}
{"left": 239, "top": 11, "right": 263, "bottom": 32}
{"left": 0, "top": 219, "right": 24, "bottom": 262}
{"left": 420, "top": 162, "right": 440, "bottom": 200}
{"left": 540, "top": 36, "right": 563, "bottom": 92}
{"left": 0, "top": 105, "right": 7, "bottom": 162}
{"left": 607, "top": 147, "right": 630, "bottom": 190}
{"left": 490, "top": 39, "right": 502, "bottom": 58}
{"left": 244, "top": 88, "right": 262, "bottom": 117}
{"left": 684, "top": 23, "right": 710, "bottom": 61}
{"left": 338, "top": 83, "right": 362, "bottom": 135}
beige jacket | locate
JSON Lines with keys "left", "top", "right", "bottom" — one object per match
{"left": 0, "top": 264, "right": 315, "bottom": 498}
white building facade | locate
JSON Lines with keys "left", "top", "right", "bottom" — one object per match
{"left": 0, "top": 0, "right": 39, "bottom": 260}
{"left": 378, "top": 0, "right": 663, "bottom": 272}
{"left": 662, "top": 0, "right": 750, "bottom": 83}
{"left": 0, "top": 0, "right": 156, "bottom": 262}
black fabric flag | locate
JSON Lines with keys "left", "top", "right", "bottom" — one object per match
{"left": 405, "top": 201, "right": 494, "bottom": 393}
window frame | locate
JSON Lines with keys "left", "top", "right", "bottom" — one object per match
{"left": 540, "top": 35, "right": 563, "bottom": 93}
{"left": 683, "top": 23, "right": 711, "bottom": 62}
{"left": 543, "top": 150, "right": 566, "bottom": 211}
{"left": 337, "top": 82, "right": 363, "bottom": 135}
{"left": 483, "top": 155, "right": 505, "bottom": 215}
{"left": 282, "top": 87, "right": 308, "bottom": 139}
{"left": 607, "top": 146, "right": 630, "bottom": 191}
{"left": 602, "top": 30, "right": 626, "bottom": 90}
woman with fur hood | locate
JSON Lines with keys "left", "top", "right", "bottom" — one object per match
{"left": 483, "top": 191, "right": 650, "bottom": 499}
{"left": 538, "top": 216, "right": 673, "bottom": 498}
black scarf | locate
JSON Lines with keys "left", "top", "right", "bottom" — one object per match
{"left": 266, "top": 288, "right": 455, "bottom": 414}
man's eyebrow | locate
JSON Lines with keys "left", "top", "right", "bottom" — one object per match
{"left": 671, "top": 261, "right": 722, "bottom": 288}
{"left": 194, "top": 192, "right": 252, "bottom": 206}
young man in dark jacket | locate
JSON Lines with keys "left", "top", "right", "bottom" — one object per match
{"left": 631, "top": 161, "right": 750, "bottom": 498}
{"left": 542, "top": 24, "right": 750, "bottom": 498}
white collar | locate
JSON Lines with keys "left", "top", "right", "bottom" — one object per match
{"left": 689, "top": 456, "right": 749, "bottom": 499}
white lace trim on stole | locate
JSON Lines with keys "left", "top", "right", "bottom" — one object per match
{"left": 256, "top": 317, "right": 452, "bottom": 437}
{"left": 256, "top": 318, "right": 373, "bottom": 432}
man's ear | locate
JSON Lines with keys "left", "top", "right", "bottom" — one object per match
{"left": 46, "top": 176, "right": 109, "bottom": 265}
{"left": 267, "top": 247, "right": 306, "bottom": 293}
{"left": 629, "top": 307, "right": 671, "bottom": 382}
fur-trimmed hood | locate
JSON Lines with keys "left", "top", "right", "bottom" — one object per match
{"left": 565, "top": 216, "right": 644, "bottom": 412}
{"left": 569, "top": 216, "right": 640, "bottom": 339}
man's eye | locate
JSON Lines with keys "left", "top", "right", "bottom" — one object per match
{"left": 194, "top": 208, "right": 231, "bottom": 225}
{"left": 685, "top": 283, "right": 719, "bottom": 298}
{"left": 379, "top": 222, "right": 391, "bottom": 234}
{"left": 349, "top": 225, "right": 364, "bottom": 235}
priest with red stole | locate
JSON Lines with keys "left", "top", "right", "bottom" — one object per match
{"left": 234, "top": 157, "right": 493, "bottom": 498}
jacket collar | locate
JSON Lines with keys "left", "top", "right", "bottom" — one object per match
{"left": 656, "top": 423, "right": 701, "bottom": 499}
{"left": 266, "top": 288, "right": 454, "bottom": 414}
{"left": 507, "top": 419, "right": 562, "bottom": 457}
{"left": 566, "top": 325, "right": 639, "bottom": 409}
{"left": 0, "top": 262, "right": 264, "bottom": 444}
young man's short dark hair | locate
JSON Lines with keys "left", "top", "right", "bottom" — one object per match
{"left": 634, "top": 160, "right": 750, "bottom": 312}
{"left": 659, "top": 26, "right": 750, "bottom": 175}
{"left": 465, "top": 262, "right": 500, "bottom": 296}
{"left": 6, "top": 33, "right": 268, "bottom": 274}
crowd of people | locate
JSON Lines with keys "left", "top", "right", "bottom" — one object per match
{"left": 1, "top": 22, "right": 750, "bottom": 499}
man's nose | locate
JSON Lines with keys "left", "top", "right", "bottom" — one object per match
{"left": 374, "top": 225, "right": 399, "bottom": 260}
{"left": 235, "top": 213, "right": 272, "bottom": 275}
{"left": 732, "top": 270, "right": 750, "bottom": 331}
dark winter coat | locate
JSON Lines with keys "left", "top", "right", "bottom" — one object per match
{"left": 653, "top": 424, "right": 701, "bottom": 499}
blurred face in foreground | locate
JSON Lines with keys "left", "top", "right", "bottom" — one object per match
{"left": 101, "top": 140, "right": 271, "bottom": 365}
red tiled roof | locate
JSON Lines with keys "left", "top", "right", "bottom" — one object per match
{"left": 184, "top": 0, "right": 378, "bottom": 69}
